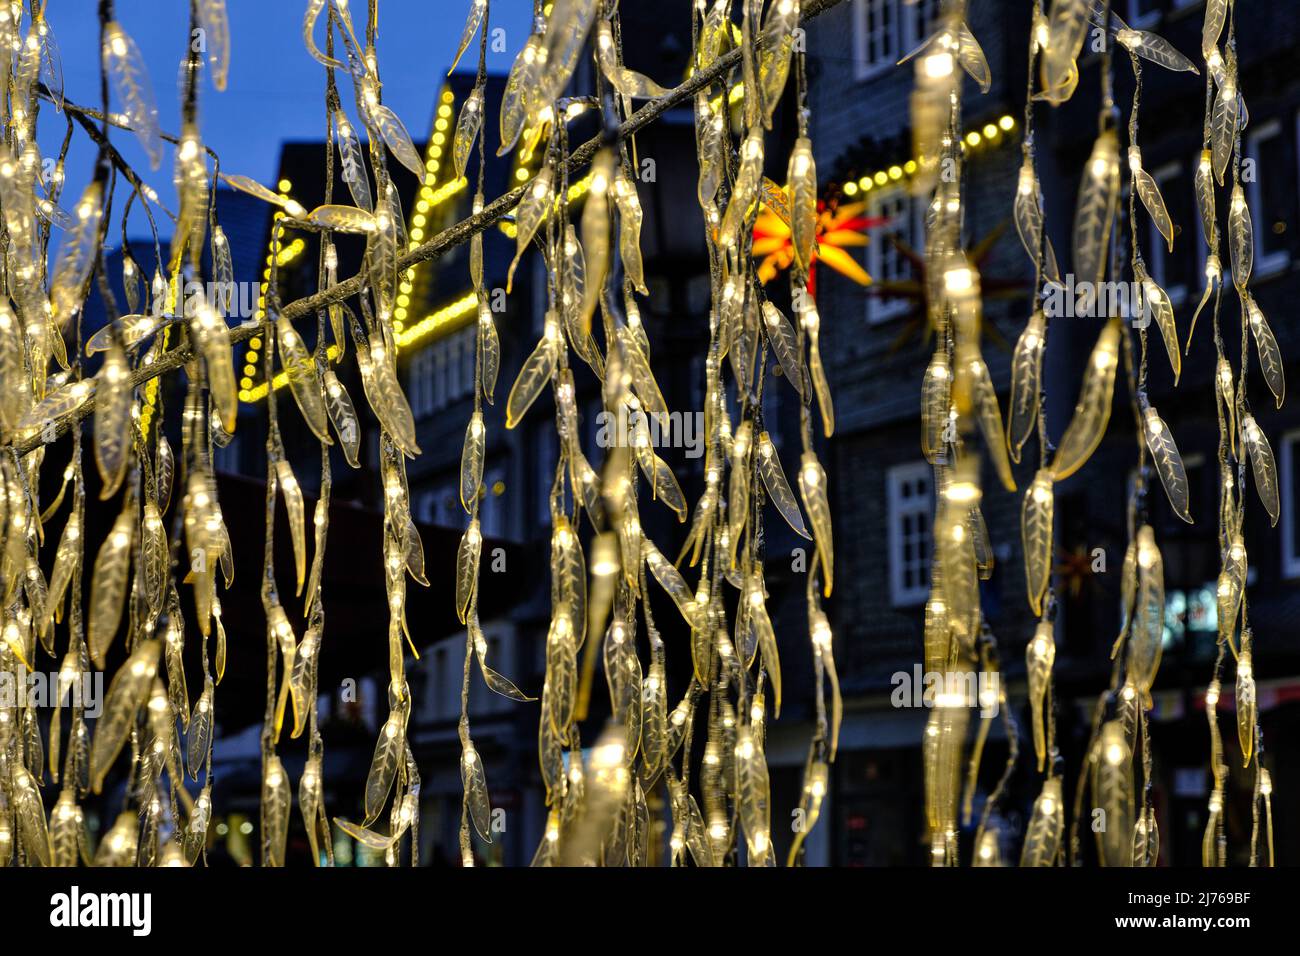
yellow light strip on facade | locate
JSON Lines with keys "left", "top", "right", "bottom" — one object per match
{"left": 840, "top": 114, "right": 1017, "bottom": 196}
{"left": 242, "top": 344, "right": 341, "bottom": 402}
{"left": 394, "top": 291, "right": 477, "bottom": 349}
{"left": 498, "top": 171, "right": 594, "bottom": 238}
{"left": 239, "top": 288, "right": 476, "bottom": 403}
{"left": 241, "top": 87, "right": 479, "bottom": 405}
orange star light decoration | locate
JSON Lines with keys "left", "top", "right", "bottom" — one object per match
{"left": 753, "top": 186, "right": 878, "bottom": 295}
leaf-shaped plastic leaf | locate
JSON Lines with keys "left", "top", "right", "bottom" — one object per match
{"left": 596, "top": 19, "right": 668, "bottom": 98}
{"left": 1130, "top": 150, "right": 1174, "bottom": 251}
{"left": 1193, "top": 150, "right": 1216, "bottom": 247}
{"left": 102, "top": 22, "right": 161, "bottom": 168}
{"left": 50, "top": 181, "right": 103, "bottom": 326}
{"left": 1020, "top": 776, "right": 1065, "bottom": 866}
{"left": 453, "top": 87, "right": 484, "bottom": 181}
{"left": 456, "top": 519, "right": 482, "bottom": 624}
{"left": 1242, "top": 415, "right": 1279, "bottom": 526}
{"left": 642, "top": 538, "right": 701, "bottom": 630}
{"left": 1008, "top": 310, "right": 1046, "bottom": 463}
{"left": 277, "top": 317, "right": 331, "bottom": 443}
{"left": 505, "top": 325, "right": 556, "bottom": 429}
{"left": 1026, "top": 622, "right": 1056, "bottom": 771}
{"left": 275, "top": 459, "right": 308, "bottom": 595}
{"left": 1072, "top": 129, "right": 1120, "bottom": 290}
{"left": 507, "top": 168, "right": 553, "bottom": 293}
{"left": 921, "top": 350, "right": 951, "bottom": 463}
{"left": 322, "top": 370, "right": 361, "bottom": 467}
{"left": 1210, "top": 62, "right": 1239, "bottom": 184}
{"left": 1139, "top": 272, "right": 1180, "bottom": 384}
{"left": 334, "top": 110, "right": 373, "bottom": 211}
{"left": 1228, "top": 185, "right": 1253, "bottom": 291}
{"left": 262, "top": 755, "right": 290, "bottom": 866}
{"left": 787, "top": 137, "right": 818, "bottom": 274}
{"left": 141, "top": 501, "right": 167, "bottom": 615}
{"left": 461, "top": 738, "right": 494, "bottom": 842}
{"left": 88, "top": 507, "right": 134, "bottom": 668}
{"left": 357, "top": 339, "right": 420, "bottom": 455}
{"left": 613, "top": 169, "right": 648, "bottom": 295}
{"left": 955, "top": 21, "right": 992, "bottom": 92}
{"left": 1050, "top": 319, "right": 1120, "bottom": 481}
{"left": 735, "top": 725, "right": 772, "bottom": 864}
{"left": 196, "top": 0, "right": 230, "bottom": 90}
{"left": 449, "top": 0, "right": 487, "bottom": 74}
{"left": 307, "top": 203, "right": 374, "bottom": 233}
{"left": 364, "top": 706, "right": 407, "bottom": 825}
{"left": 1142, "top": 407, "right": 1192, "bottom": 523}
{"left": 89, "top": 640, "right": 159, "bottom": 792}
{"left": 461, "top": 411, "right": 484, "bottom": 513}
{"left": 798, "top": 452, "right": 834, "bottom": 597}
{"left": 1116, "top": 28, "right": 1198, "bottom": 73}
{"left": 1041, "top": 0, "right": 1088, "bottom": 103}
{"left": 93, "top": 342, "right": 131, "bottom": 499}
{"left": 762, "top": 301, "right": 806, "bottom": 399}
{"left": 1022, "top": 470, "right": 1054, "bottom": 616}
{"left": 960, "top": 344, "right": 1017, "bottom": 492}
{"left": 1245, "top": 297, "right": 1285, "bottom": 408}
{"left": 757, "top": 431, "right": 811, "bottom": 539}
{"left": 187, "top": 676, "right": 214, "bottom": 780}
{"left": 189, "top": 302, "right": 237, "bottom": 433}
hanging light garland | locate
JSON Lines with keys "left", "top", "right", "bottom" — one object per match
{"left": 0, "top": 0, "right": 853, "bottom": 868}
{"left": 917, "top": 0, "right": 1278, "bottom": 868}
{"left": 0, "top": 0, "right": 1278, "bottom": 870}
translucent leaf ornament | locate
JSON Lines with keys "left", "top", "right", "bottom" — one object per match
{"left": 1142, "top": 406, "right": 1192, "bottom": 524}
{"left": 1129, "top": 147, "right": 1174, "bottom": 251}
{"left": 1021, "top": 470, "right": 1054, "bottom": 616}
{"left": 1245, "top": 296, "right": 1285, "bottom": 408}
{"left": 1051, "top": 318, "right": 1120, "bottom": 480}
{"left": 1242, "top": 415, "right": 1279, "bottom": 526}
{"left": 92, "top": 342, "right": 131, "bottom": 499}
{"left": 1071, "top": 129, "right": 1120, "bottom": 290}
{"left": 1026, "top": 622, "right": 1055, "bottom": 772}
{"left": 102, "top": 22, "right": 161, "bottom": 168}
{"left": 453, "top": 87, "right": 484, "bottom": 181}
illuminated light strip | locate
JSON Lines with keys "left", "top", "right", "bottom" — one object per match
{"left": 498, "top": 171, "right": 594, "bottom": 238}
{"left": 139, "top": 276, "right": 183, "bottom": 435}
{"left": 240, "top": 344, "right": 341, "bottom": 403}
{"left": 241, "top": 180, "right": 298, "bottom": 400}
{"left": 238, "top": 289, "right": 477, "bottom": 403}
{"left": 840, "top": 114, "right": 1017, "bottom": 197}
{"left": 397, "top": 84, "right": 457, "bottom": 333}
{"left": 394, "top": 291, "right": 477, "bottom": 349}
{"left": 243, "top": 89, "right": 476, "bottom": 404}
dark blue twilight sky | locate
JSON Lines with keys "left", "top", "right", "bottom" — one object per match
{"left": 36, "top": 0, "right": 534, "bottom": 238}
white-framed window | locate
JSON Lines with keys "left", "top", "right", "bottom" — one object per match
{"left": 418, "top": 626, "right": 517, "bottom": 721}
{"left": 1247, "top": 119, "right": 1292, "bottom": 278}
{"left": 853, "top": 0, "right": 939, "bottom": 81}
{"left": 1280, "top": 429, "right": 1300, "bottom": 578}
{"left": 1147, "top": 161, "right": 1190, "bottom": 306}
{"left": 867, "top": 185, "right": 920, "bottom": 323}
{"left": 853, "top": 0, "right": 900, "bottom": 81}
{"left": 407, "top": 326, "right": 477, "bottom": 418}
{"left": 909, "top": 0, "right": 941, "bottom": 45}
{"left": 409, "top": 345, "right": 436, "bottom": 417}
{"left": 887, "top": 461, "right": 932, "bottom": 606}
{"left": 481, "top": 465, "right": 507, "bottom": 539}
{"left": 535, "top": 425, "right": 557, "bottom": 524}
